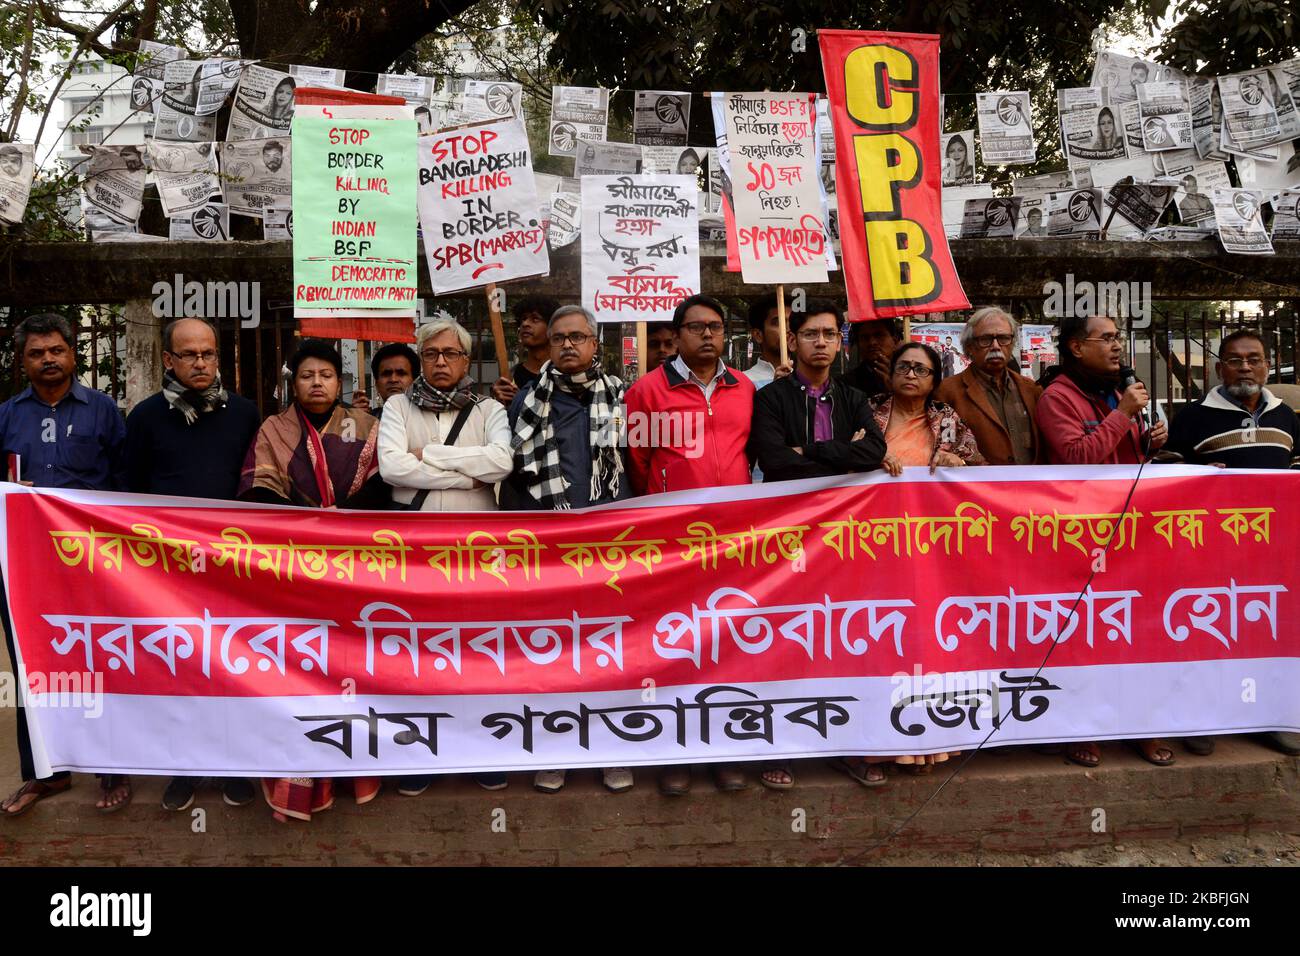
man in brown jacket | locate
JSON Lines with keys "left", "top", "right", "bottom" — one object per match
{"left": 934, "top": 307, "right": 1042, "bottom": 465}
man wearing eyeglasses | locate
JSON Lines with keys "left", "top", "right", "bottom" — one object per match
{"left": 377, "top": 318, "right": 513, "bottom": 795}
{"left": 749, "top": 299, "right": 886, "bottom": 486}
{"left": 1154, "top": 329, "right": 1300, "bottom": 759}
{"left": 624, "top": 294, "right": 755, "bottom": 498}
{"left": 1037, "top": 313, "right": 1166, "bottom": 467}
{"left": 501, "top": 304, "right": 634, "bottom": 795}
{"left": 934, "top": 307, "right": 1043, "bottom": 465}
{"left": 124, "top": 317, "right": 262, "bottom": 813}
{"left": 1036, "top": 313, "right": 1174, "bottom": 771}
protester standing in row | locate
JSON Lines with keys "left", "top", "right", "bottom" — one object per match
{"left": 491, "top": 294, "right": 561, "bottom": 405}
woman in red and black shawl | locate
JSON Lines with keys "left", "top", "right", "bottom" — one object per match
{"left": 238, "top": 339, "right": 388, "bottom": 821}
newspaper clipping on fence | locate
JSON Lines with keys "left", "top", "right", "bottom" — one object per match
{"left": 574, "top": 141, "right": 644, "bottom": 177}
{"left": 0, "top": 142, "right": 34, "bottom": 225}
{"left": 221, "top": 137, "right": 291, "bottom": 217}
{"left": 131, "top": 40, "right": 184, "bottom": 118}
{"left": 146, "top": 141, "right": 221, "bottom": 217}
{"left": 1213, "top": 187, "right": 1274, "bottom": 254}
{"left": 228, "top": 65, "right": 297, "bottom": 140}
{"left": 977, "top": 91, "right": 1036, "bottom": 164}
{"left": 549, "top": 86, "right": 610, "bottom": 157}
{"left": 168, "top": 202, "right": 229, "bottom": 240}
{"left": 80, "top": 144, "right": 146, "bottom": 226}
{"left": 1047, "top": 187, "right": 1102, "bottom": 237}
{"left": 1271, "top": 188, "right": 1300, "bottom": 240}
{"left": 959, "top": 197, "right": 1021, "bottom": 239}
{"left": 634, "top": 91, "right": 690, "bottom": 146}
{"left": 1218, "top": 72, "right": 1283, "bottom": 152}
{"left": 1136, "top": 81, "right": 1193, "bottom": 151}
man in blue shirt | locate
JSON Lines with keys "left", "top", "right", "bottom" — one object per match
{"left": 0, "top": 313, "right": 130, "bottom": 816}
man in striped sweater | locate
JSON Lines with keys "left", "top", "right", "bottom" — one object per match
{"left": 1158, "top": 328, "right": 1300, "bottom": 758}
{"left": 1160, "top": 329, "right": 1300, "bottom": 471}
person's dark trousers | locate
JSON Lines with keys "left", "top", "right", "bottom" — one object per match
{"left": 0, "top": 566, "right": 70, "bottom": 785}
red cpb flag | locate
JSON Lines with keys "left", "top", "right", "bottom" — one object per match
{"left": 820, "top": 30, "right": 969, "bottom": 321}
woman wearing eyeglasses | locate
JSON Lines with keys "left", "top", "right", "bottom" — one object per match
{"left": 873, "top": 341, "right": 984, "bottom": 479}
{"left": 238, "top": 339, "right": 390, "bottom": 822}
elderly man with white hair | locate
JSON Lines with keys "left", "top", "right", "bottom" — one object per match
{"left": 934, "top": 306, "right": 1044, "bottom": 465}
{"left": 377, "top": 317, "right": 513, "bottom": 795}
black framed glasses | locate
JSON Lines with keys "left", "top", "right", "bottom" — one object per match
{"left": 895, "top": 361, "right": 935, "bottom": 379}
{"left": 549, "top": 332, "right": 594, "bottom": 347}
{"left": 971, "top": 334, "right": 1015, "bottom": 348}
{"left": 421, "top": 348, "right": 468, "bottom": 363}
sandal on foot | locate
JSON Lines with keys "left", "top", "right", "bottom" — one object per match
{"left": 759, "top": 763, "right": 794, "bottom": 791}
{"left": 831, "top": 757, "right": 887, "bottom": 788}
{"left": 1066, "top": 742, "right": 1102, "bottom": 767}
{"left": 2, "top": 778, "right": 71, "bottom": 818}
{"left": 1130, "top": 738, "right": 1176, "bottom": 766}
{"left": 96, "top": 775, "right": 132, "bottom": 813}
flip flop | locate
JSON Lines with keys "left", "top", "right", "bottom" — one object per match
{"left": 2, "top": 778, "right": 71, "bottom": 818}
{"left": 96, "top": 775, "right": 132, "bottom": 814}
{"left": 1066, "top": 742, "right": 1102, "bottom": 767}
{"left": 759, "top": 763, "right": 794, "bottom": 791}
{"left": 831, "top": 757, "right": 887, "bottom": 788}
{"left": 1129, "top": 738, "right": 1176, "bottom": 766}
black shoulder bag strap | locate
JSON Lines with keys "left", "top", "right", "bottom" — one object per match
{"left": 404, "top": 401, "right": 477, "bottom": 511}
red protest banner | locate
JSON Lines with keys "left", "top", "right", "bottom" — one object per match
{"left": 819, "top": 30, "right": 970, "bottom": 320}
{"left": 5, "top": 467, "right": 1297, "bottom": 777}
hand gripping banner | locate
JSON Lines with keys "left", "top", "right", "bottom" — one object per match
{"left": 2, "top": 466, "right": 1297, "bottom": 778}
{"left": 819, "top": 30, "right": 970, "bottom": 320}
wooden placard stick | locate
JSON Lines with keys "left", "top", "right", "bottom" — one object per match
{"left": 484, "top": 281, "right": 511, "bottom": 382}
{"left": 637, "top": 320, "right": 648, "bottom": 378}
{"left": 776, "top": 283, "right": 789, "bottom": 367}
{"left": 355, "top": 339, "right": 366, "bottom": 396}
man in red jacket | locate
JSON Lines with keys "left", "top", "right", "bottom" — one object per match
{"left": 624, "top": 294, "right": 755, "bottom": 496}
{"left": 1036, "top": 313, "right": 1173, "bottom": 771}
{"left": 623, "top": 293, "right": 754, "bottom": 796}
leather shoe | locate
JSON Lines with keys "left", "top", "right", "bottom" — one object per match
{"left": 657, "top": 766, "right": 691, "bottom": 796}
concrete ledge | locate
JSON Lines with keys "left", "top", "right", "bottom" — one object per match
{"left": 2, "top": 737, "right": 1295, "bottom": 866}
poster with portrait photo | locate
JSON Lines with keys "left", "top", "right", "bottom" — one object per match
{"left": 1062, "top": 105, "right": 1128, "bottom": 167}
{"left": 549, "top": 86, "right": 609, "bottom": 157}
{"left": 0, "top": 142, "right": 35, "bottom": 225}
{"left": 634, "top": 91, "right": 690, "bottom": 146}
{"left": 221, "top": 137, "right": 291, "bottom": 217}
{"left": 941, "top": 183, "right": 994, "bottom": 238}
{"left": 1163, "top": 159, "right": 1229, "bottom": 226}
{"left": 909, "top": 323, "right": 969, "bottom": 377}
{"left": 1266, "top": 65, "right": 1300, "bottom": 142}
{"left": 1189, "top": 77, "right": 1231, "bottom": 161}
{"left": 195, "top": 58, "right": 245, "bottom": 116}
{"left": 1090, "top": 50, "right": 1159, "bottom": 106}
{"left": 977, "top": 91, "right": 1035, "bottom": 164}
{"left": 1103, "top": 179, "right": 1176, "bottom": 234}
{"left": 1136, "top": 81, "right": 1193, "bottom": 152}
{"left": 228, "top": 65, "right": 297, "bottom": 140}
{"left": 941, "top": 130, "right": 975, "bottom": 185}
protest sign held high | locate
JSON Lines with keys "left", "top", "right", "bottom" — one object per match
{"left": 417, "top": 117, "right": 549, "bottom": 294}
{"left": 721, "top": 92, "right": 830, "bottom": 285}
{"left": 581, "top": 174, "right": 699, "bottom": 323}
{"left": 819, "top": 30, "right": 969, "bottom": 320}
{"left": 291, "top": 100, "right": 418, "bottom": 338}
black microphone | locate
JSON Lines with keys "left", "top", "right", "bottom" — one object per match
{"left": 1119, "top": 365, "right": 1138, "bottom": 391}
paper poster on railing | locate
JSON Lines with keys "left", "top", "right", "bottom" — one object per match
{"left": 721, "top": 91, "right": 828, "bottom": 284}
{"left": 976, "top": 91, "right": 1036, "bottom": 164}
{"left": 1213, "top": 187, "right": 1273, "bottom": 255}
{"left": 0, "top": 142, "right": 35, "bottom": 225}
{"left": 634, "top": 91, "right": 691, "bottom": 146}
{"left": 130, "top": 40, "right": 184, "bottom": 118}
{"left": 417, "top": 117, "right": 549, "bottom": 294}
{"left": 228, "top": 65, "right": 297, "bottom": 140}
{"left": 221, "top": 138, "right": 291, "bottom": 217}
{"left": 146, "top": 141, "right": 221, "bottom": 217}
{"left": 581, "top": 174, "right": 698, "bottom": 323}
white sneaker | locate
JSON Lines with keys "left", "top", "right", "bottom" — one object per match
{"left": 602, "top": 767, "right": 634, "bottom": 793}
{"left": 533, "top": 769, "right": 566, "bottom": 793}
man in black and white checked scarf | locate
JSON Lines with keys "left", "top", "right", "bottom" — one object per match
{"left": 511, "top": 308, "right": 625, "bottom": 510}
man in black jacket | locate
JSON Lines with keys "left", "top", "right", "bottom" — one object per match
{"left": 124, "top": 317, "right": 261, "bottom": 812}
{"left": 749, "top": 299, "right": 887, "bottom": 484}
